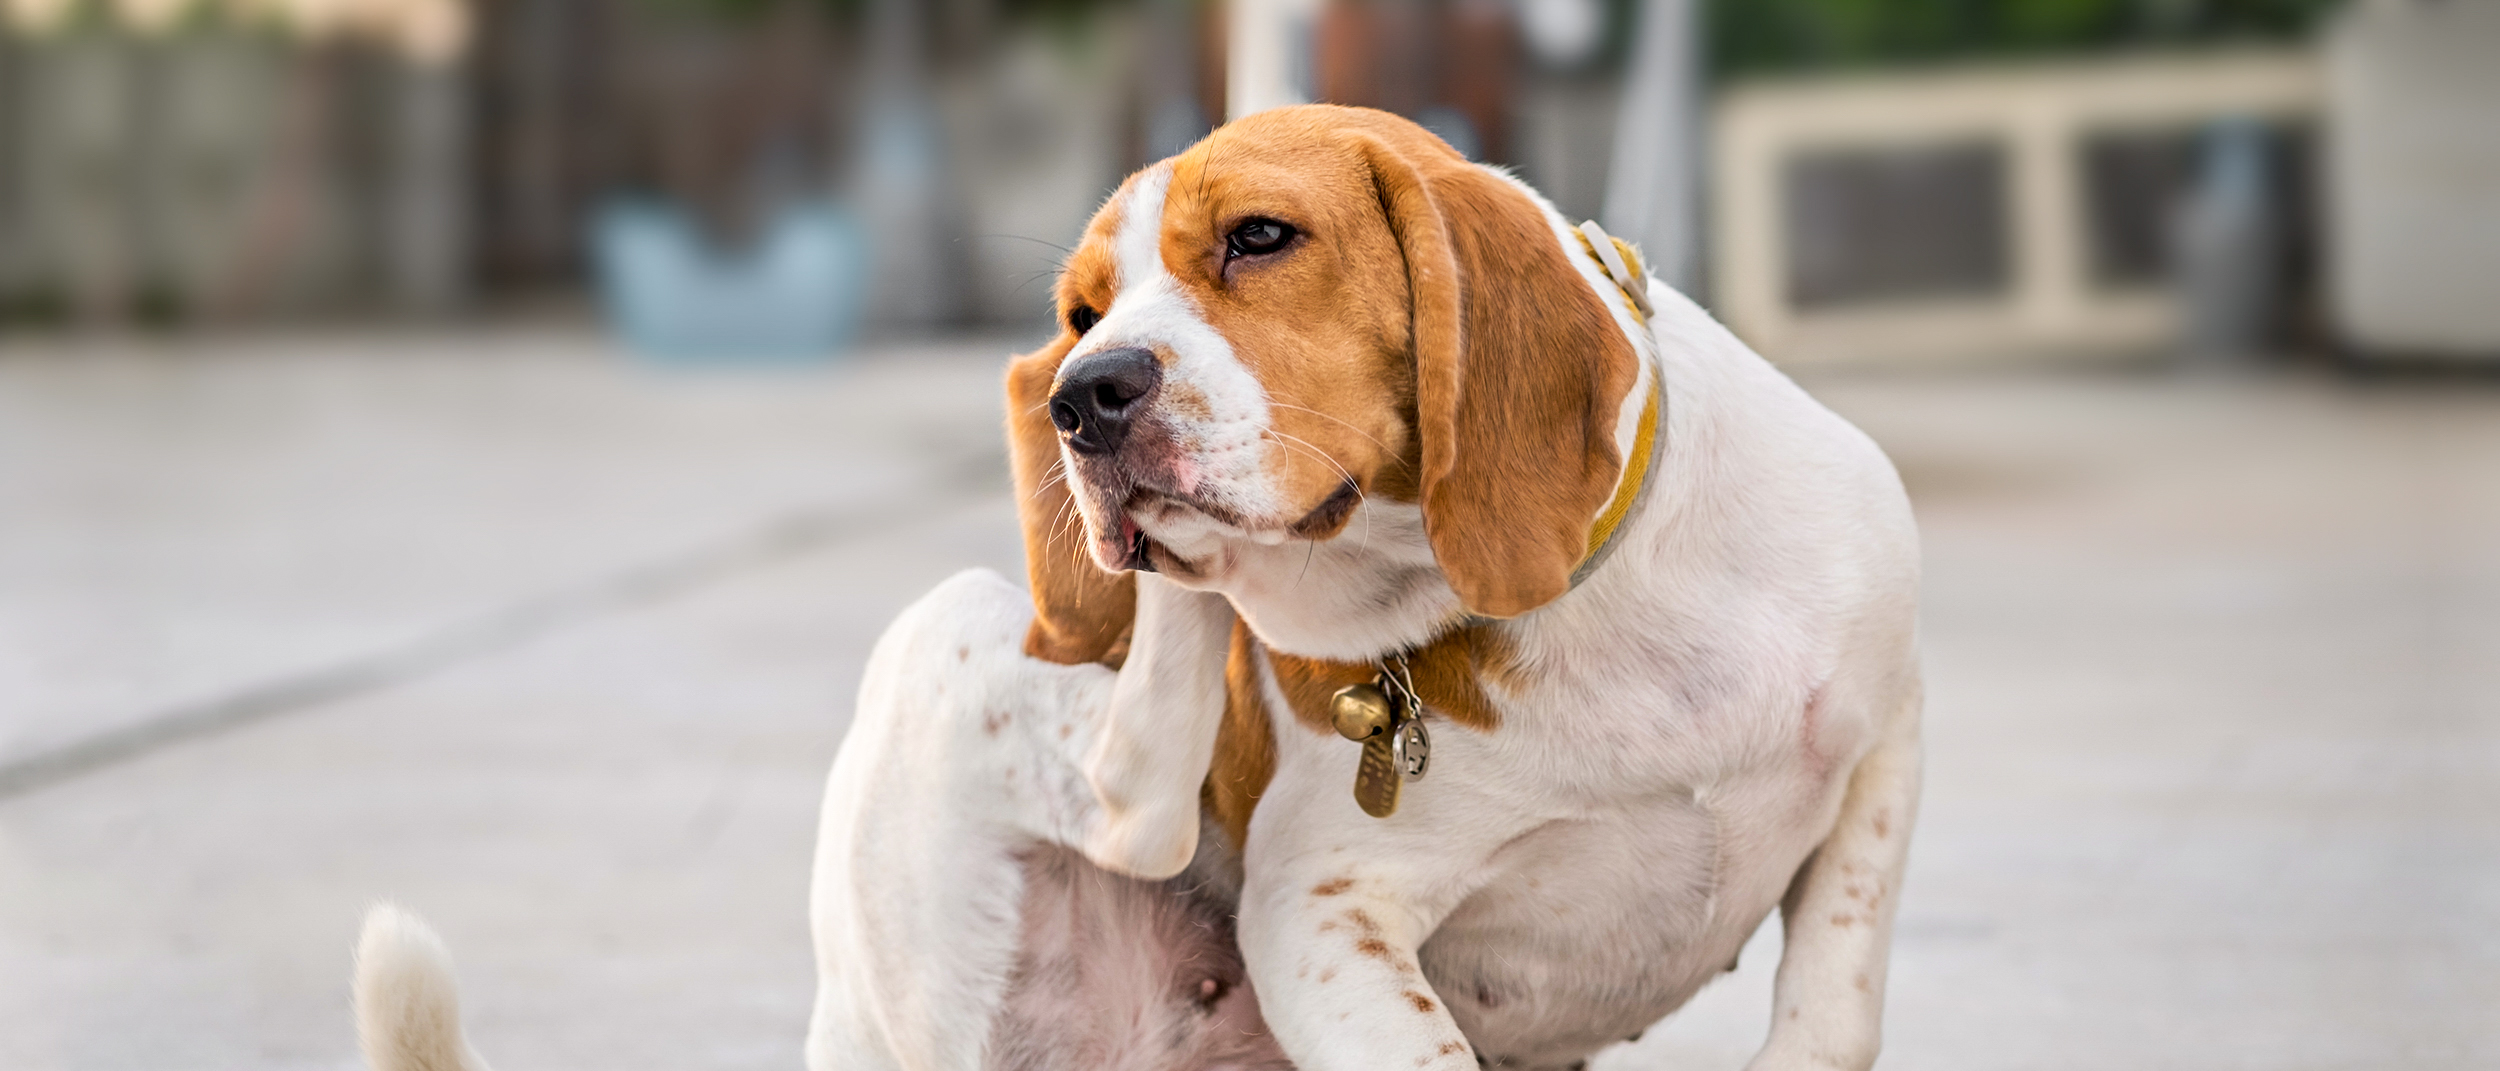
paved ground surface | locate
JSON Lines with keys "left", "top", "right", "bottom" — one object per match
{"left": 0, "top": 331, "right": 2492, "bottom": 1071}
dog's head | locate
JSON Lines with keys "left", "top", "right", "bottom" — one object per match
{"left": 1008, "top": 105, "right": 1645, "bottom": 662}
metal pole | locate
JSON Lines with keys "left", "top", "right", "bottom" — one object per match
{"left": 384, "top": 55, "right": 470, "bottom": 318}
{"left": 856, "top": 0, "right": 953, "bottom": 329}
{"left": 1227, "top": 0, "right": 1319, "bottom": 121}
{"left": 1602, "top": 0, "right": 1700, "bottom": 294}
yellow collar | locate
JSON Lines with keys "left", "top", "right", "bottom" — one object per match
{"left": 1569, "top": 222, "right": 1663, "bottom": 586}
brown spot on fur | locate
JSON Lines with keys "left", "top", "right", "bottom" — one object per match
{"left": 1438, "top": 1041, "right": 1467, "bottom": 1056}
{"left": 1798, "top": 683, "right": 1835, "bottom": 788}
{"left": 1854, "top": 972, "right": 1872, "bottom": 993}
{"left": 1789, "top": 1007, "right": 1802, "bottom": 1021}
{"left": 1873, "top": 808, "right": 1892, "bottom": 839}
{"left": 1346, "top": 908, "right": 1381, "bottom": 937}
{"left": 1402, "top": 990, "right": 1437, "bottom": 1014}
{"left": 1319, "top": 968, "right": 1336, "bottom": 983}
{"left": 1832, "top": 913, "right": 1861, "bottom": 928}
{"left": 1058, "top": 724, "right": 1072, "bottom": 740}
{"left": 1312, "top": 877, "right": 1354, "bottom": 896}
{"left": 982, "top": 711, "right": 1009, "bottom": 737}
{"left": 1356, "top": 938, "right": 1394, "bottom": 960}
{"left": 957, "top": 646, "right": 969, "bottom": 662}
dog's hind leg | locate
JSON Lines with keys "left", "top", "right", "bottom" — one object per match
{"left": 807, "top": 568, "right": 1236, "bottom": 1071}
{"left": 1747, "top": 677, "right": 1924, "bottom": 1071}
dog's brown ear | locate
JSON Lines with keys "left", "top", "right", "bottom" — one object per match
{"left": 1007, "top": 339, "right": 1137, "bottom": 665}
{"left": 1351, "top": 121, "right": 1641, "bottom": 619}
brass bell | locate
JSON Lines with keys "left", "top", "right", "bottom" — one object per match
{"left": 1330, "top": 683, "right": 1394, "bottom": 741}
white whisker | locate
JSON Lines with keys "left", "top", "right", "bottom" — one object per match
{"left": 1266, "top": 400, "right": 1399, "bottom": 460}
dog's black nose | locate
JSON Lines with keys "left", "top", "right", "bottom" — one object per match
{"left": 1049, "top": 347, "right": 1161, "bottom": 456}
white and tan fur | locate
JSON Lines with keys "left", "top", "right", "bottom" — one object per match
{"left": 353, "top": 105, "right": 1920, "bottom": 1071}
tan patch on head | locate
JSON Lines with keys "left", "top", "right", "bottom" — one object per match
{"left": 1160, "top": 112, "right": 1423, "bottom": 527}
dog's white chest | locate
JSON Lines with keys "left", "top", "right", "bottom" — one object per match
{"left": 1308, "top": 655, "right": 1874, "bottom": 1068}
{"left": 1414, "top": 778, "right": 1820, "bottom": 1065}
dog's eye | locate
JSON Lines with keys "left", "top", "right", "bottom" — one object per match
{"left": 1067, "top": 305, "right": 1099, "bottom": 336}
{"left": 1225, "top": 219, "right": 1295, "bottom": 259}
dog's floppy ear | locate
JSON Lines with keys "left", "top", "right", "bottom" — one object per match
{"left": 1351, "top": 123, "right": 1642, "bottom": 619}
{"left": 1007, "top": 339, "right": 1136, "bottom": 665}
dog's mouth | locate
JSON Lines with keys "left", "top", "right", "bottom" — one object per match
{"left": 1108, "top": 488, "right": 1240, "bottom": 574}
{"left": 1100, "top": 480, "right": 1365, "bottom": 576}
{"left": 1114, "top": 514, "right": 1156, "bottom": 572}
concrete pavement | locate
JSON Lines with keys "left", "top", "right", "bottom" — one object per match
{"left": 0, "top": 333, "right": 2492, "bottom": 1070}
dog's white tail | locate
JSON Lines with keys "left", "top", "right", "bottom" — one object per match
{"left": 354, "top": 904, "right": 494, "bottom": 1071}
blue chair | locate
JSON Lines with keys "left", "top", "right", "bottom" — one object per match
{"left": 592, "top": 198, "right": 868, "bottom": 362}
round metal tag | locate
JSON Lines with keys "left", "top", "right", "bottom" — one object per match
{"left": 1393, "top": 717, "right": 1431, "bottom": 782}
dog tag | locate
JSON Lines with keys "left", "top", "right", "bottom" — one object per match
{"left": 1393, "top": 716, "right": 1430, "bottom": 782}
{"left": 1353, "top": 732, "right": 1403, "bottom": 818}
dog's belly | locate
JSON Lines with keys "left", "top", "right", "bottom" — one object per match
{"left": 1416, "top": 792, "right": 1817, "bottom": 1069}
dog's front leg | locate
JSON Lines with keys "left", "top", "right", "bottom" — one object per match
{"left": 1238, "top": 872, "right": 1481, "bottom": 1071}
{"left": 1072, "top": 571, "right": 1236, "bottom": 878}
{"left": 1234, "top": 746, "right": 1509, "bottom": 1071}
{"left": 1749, "top": 681, "right": 1924, "bottom": 1071}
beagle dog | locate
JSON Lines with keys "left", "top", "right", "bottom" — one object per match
{"left": 350, "top": 104, "right": 1919, "bottom": 1071}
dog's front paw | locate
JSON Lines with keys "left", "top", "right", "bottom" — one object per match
{"left": 1080, "top": 799, "right": 1201, "bottom": 879}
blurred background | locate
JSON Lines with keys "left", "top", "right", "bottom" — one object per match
{"left": 1, "top": 1, "right": 2494, "bottom": 1069}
